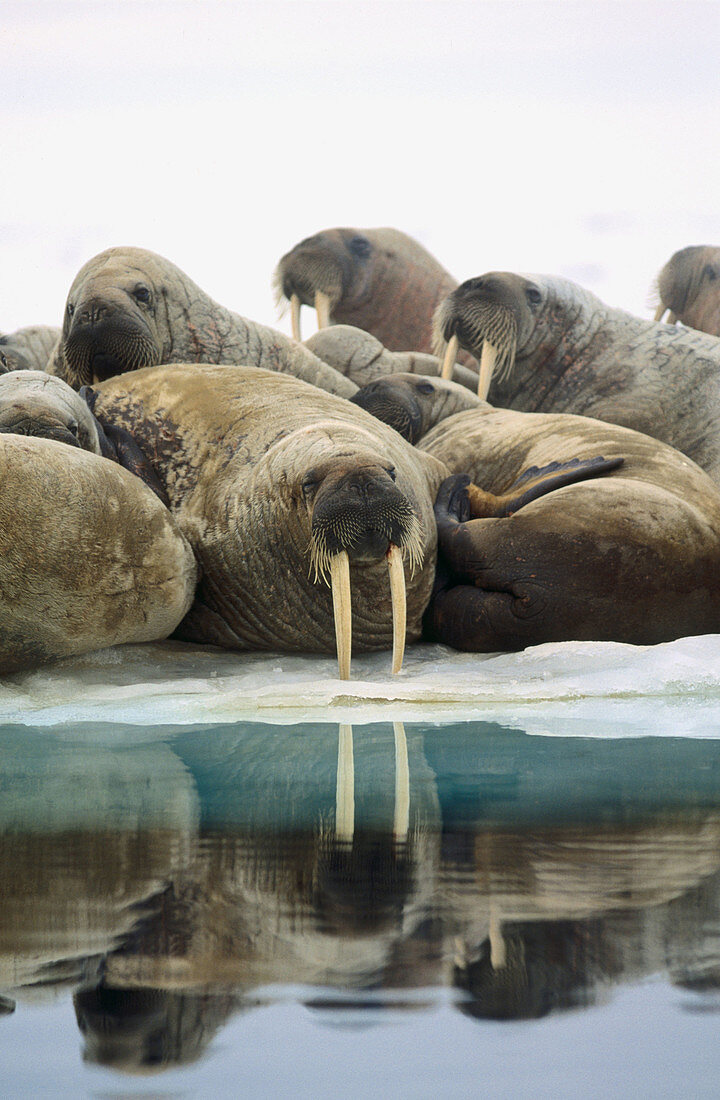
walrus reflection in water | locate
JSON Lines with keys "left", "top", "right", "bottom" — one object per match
{"left": 433, "top": 272, "right": 720, "bottom": 483}
{"left": 654, "top": 245, "right": 720, "bottom": 336}
{"left": 352, "top": 373, "right": 720, "bottom": 651}
{"left": 48, "top": 246, "right": 356, "bottom": 397}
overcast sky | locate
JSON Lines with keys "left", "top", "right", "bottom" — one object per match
{"left": 3, "top": 1, "right": 719, "bottom": 334}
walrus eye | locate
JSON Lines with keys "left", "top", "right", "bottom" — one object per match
{"left": 0, "top": 352, "right": 6, "bottom": 368}
{"left": 525, "top": 286, "right": 542, "bottom": 306}
{"left": 302, "top": 473, "right": 319, "bottom": 497}
{"left": 703, "top": 264, "right": 719, "bottom": 282}
{"left": 133, "top": 284, "right": 152, "bottom": 304}
{"left": 385, "top": 466, "right": 397, "bottom": 482}
{"left": 415, "top": 380, "right": 434, "bottom": 395}
{"left": 348, "top": 235, "right": 371, "bottom": 258}
{"left": 66, "top": 302, "right": 74, "bottom": 317}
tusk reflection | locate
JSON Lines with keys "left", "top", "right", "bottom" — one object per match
{"left": 290, "top": 293, "right": 302, "bottom": 341}
{"left": 478, "top": 341, "right": 498, "bottom": 400}
{"left": 440, "top": 333, "right": 459, "bottom": 380}
{"left": 330, "top": 550, "right": 352, "bottom": 680}
{"left": 393, "top": 720, "right": 410, "bottom": 842}
{"left": 387, "top": 544, "right": 406, "bottom": 675}
{"left": 335, "top": 722, "right": 355, "bottom": 842}
{"left": 315, "top": 290, "right": 331, "bottom": 330}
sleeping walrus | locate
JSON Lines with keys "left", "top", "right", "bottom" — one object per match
{"left": 352, "top": 373, "right": 720, "bottom": 651}
{"left": 47, "top": 247, "right": 357, "bottom": 397}
{"left": 433, "top": 272, "right": 720, "bottom": 483}
{"left": 0, "top": 433, "right": 197, "bottom": 673}
{"left": 654, "top": 245, "right": 720, "bottom": 336}
{"left": 0, "top": 324, "right": 60, "bottom": 373}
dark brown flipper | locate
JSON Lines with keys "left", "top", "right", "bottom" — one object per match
{"left": 468, "top": 456, "right": 624, "bottom": 519}
{"left": 79, "top": 385, "right": 170, "bottom": 507}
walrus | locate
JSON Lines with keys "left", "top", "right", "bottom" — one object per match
{"left": 47, "top": 246, "right": 357, "bottom": 397}
{"left": 654, "top": 245, "right": 720, "bottom": 335}
{"left": 304, "top": 324, "right": 481, "bottom": 392}
{"left": 274, "top": 226, "right": 476, "bottom": 370}
{"left": 0, "top": 434, "right": 197, "bottom": 673}
{"left": 0, "top": 324, "right": 60, "bottom": 373}
{"left": 0, "top": 370, "right": 102, "bottom": 451}
{"left": 90, "top": 363, "right": 446, "bottom": 679}
{"left": 433, "top": 272, "right": 720, "bottom": 482}
{"left": 351, "top": 372, "right": 720, "bottom": 651}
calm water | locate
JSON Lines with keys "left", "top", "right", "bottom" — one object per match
{"left": 2, "top": 714, "right": 720, "bottom": 1098}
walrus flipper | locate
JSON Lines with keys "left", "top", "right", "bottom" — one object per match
{"left": 471, "top": 455, "right": 624, "bottom": 519}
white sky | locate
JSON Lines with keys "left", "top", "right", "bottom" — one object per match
{"left": 2, "top": 0, "right": 719, "bottom": 333}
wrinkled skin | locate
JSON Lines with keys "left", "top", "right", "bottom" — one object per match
{"left": 655, "top": 245, "right": 720, "bottom": 336}
{"left": 434, "top": 271, "right": 720, "bottom": 484}
{"left": 0, "top": 324, "right": 60, "bottom": 373}
{"left": 0, "top": 370, "right": 101, "bottom": 451}
{"left": 0, "top": 434, "right": 197, "bottom": 673}
{"left": 47, "top": 246, "right": 357, "bottom": 398}
{"left": 91, "top": 364, "right": 445, "bottom": 655}
{"left": 305, "top": 324, "right": 481, "bottom": 392}
{"left": 275, "top": 226, "right": 476, "bottom": 367}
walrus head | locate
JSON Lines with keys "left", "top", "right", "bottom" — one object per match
{"left": 0, "top": 370, "right": 101, "bottom": 451}
{"left": 655, "top": 245, "right": 720, "bottom": 335}
{"left": 300, "top": 445, "right": 425, "bottom": 678}
{"left": 350, "top": 375, "right": 440, "bottom": 444}
{"left": 60, "top": 249, "right": 166, "bottom": 387}
{"left": 433, "top": 273, "right": 544, "bottom": 396}
{"left": 274, "top": 228, "right": 376, "bottom": 339}
{"left": 0, "top": 340, "right": 32, "bottom": 373}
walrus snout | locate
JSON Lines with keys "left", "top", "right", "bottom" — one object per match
{"left": 433, "top": 274, "right": 523, "bottom": 397}
{"left": 63, "top": 297, "right": 160, "bottom": 386}
{"left": 310, "top": 464, "right": 418, "bottom": 565}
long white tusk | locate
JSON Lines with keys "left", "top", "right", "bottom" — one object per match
{"left": 330, "top": 550, "right": 352, "bottom": 680}
{"left": 335, "top": 723, "right": 355, "bottom": 841}
{"left": 440, "top": 333, "right": 459, "bottom": 380}
{"left": 654, "top": 303, "right": 667, "bottom": 323}
{"left": 667, "top": 310, "right": 677, "bottom": 324}
{"left": 315, "top": 290, "right": 331, "bottom": 330}
{"left": 393, "top": 720, "right": 410, "bottom": 841}
{"left": 478, "top": 341, "right": 498, "bottom": 400}
{"left": 290, "top": 293, "right": 302, "bottom": 340}
{"left": 387, "top": 544, "right": 406, "bottom": 675}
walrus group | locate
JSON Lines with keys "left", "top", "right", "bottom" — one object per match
{"left": 2, "top": 231, "right": 720, "bottom": 678}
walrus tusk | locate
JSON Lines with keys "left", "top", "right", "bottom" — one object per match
{"left": 335, "top": 722, "right": 355, "bottom": 841}
{"left": 667, "top": 310, "right": 678, "bottom": 325}
{"left": 393, "top": 720, "right": 410, "bottom": 841}
{"left": 654, "top": 304, "right": 667, "bottom": 323}
{"left": 387, "top": 544, "right": 406, "bottom": 674}
{"left": 440, "top": 333, "right": 459, "bottom": 380}
{"left": 478, "top": 341, "right": 498, "bottom": 400}
{"left": 489, "top": 905, "right": 506, "bottom": 970}
{"left": 330, "top": 550, "right": 352, "bottom": 680}
{"left": 290, "top": 293, "right": 302, "bottom": 341}
{"left": 315, "top": 290, "right": 331, "bottom": 330}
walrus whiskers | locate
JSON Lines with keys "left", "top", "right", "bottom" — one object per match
{"left": 387, "top": 544, "right": 406, "bottom": 675}
{"left": 290, "top": 293, "right": 302, "bottom": 341}
{"left": 330, "top": 550, "right": 352, "bottom": 680}
{"left": 315, "top": 291, "right": 331, "bottom": 330}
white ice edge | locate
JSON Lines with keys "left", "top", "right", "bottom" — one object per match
{"left": 2, "top": 635, "right": 720, "bottom": 738}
